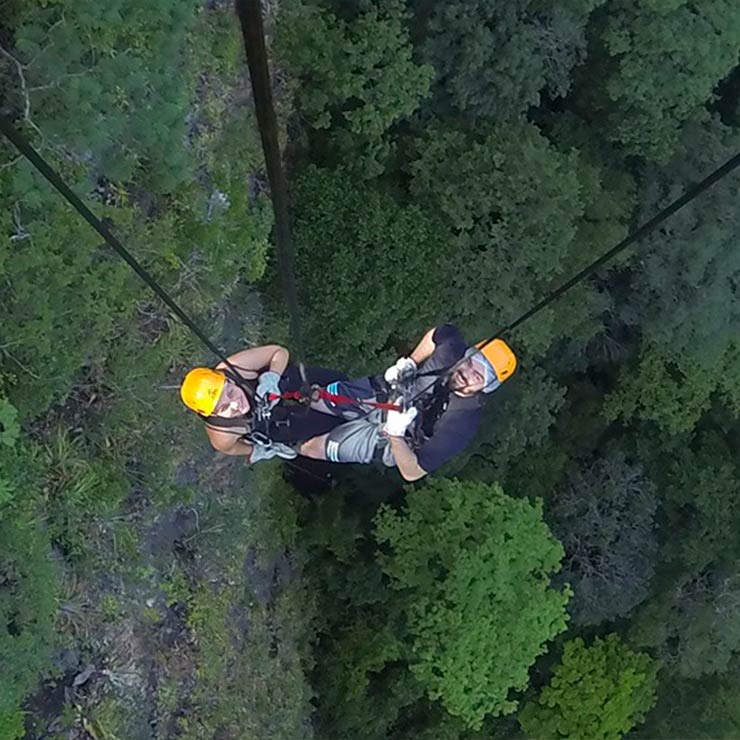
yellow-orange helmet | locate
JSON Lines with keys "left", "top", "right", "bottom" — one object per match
{"left": 477, "top": 339, "right": 517, "bottom": 383}
{"left": 180, "top": 367, "right": 226, "bottom": 416}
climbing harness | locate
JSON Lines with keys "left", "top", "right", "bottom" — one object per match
{"left": 268, "top": 388, "right": 403, "bottom": 413}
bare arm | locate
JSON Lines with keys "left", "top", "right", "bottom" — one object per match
{"left": 389, "top": 436, "right": 427, "bottom": 482}
{"left": 385, "top": 327, "right": 438, "bottom": 481}
{"left": 216, "top": 344, "right": 290, "bottom": 378}
{"left": 409, "top": 328, "right": 437, "bottom": 366}
{"left": 205, "top": 426, "right": 255, "bottom": 458}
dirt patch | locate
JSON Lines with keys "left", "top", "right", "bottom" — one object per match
{"left": 242, "top": 545, "right": 296, "bottom": 608}
{"left": 145, "top": 506, "right": 200, "bottom": 560}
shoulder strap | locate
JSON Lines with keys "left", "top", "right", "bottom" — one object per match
{"left": 204, "top": 413, "right": 253, "bottom": 432}
{"left": 418, "top": 384, "right": 450, "bottom": 439}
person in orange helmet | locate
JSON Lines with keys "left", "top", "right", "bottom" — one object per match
{"left": 180, "top": 344, "right": 347, "bottom": 463}
{"left": 296, "top": 325, "right": 516, "bottom": 481}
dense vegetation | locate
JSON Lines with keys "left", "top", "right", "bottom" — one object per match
{"left": 1, "top": 0, "right": 739, "bottom": 738}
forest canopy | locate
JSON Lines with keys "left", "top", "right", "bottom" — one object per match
{"left": 1, "top": 0, "right": 739, "bottom": 738}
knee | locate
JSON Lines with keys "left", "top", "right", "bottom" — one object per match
{"left": 298, "top": 435, "right": 326, "bottom": 460}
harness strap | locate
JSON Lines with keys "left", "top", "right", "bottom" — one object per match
{"left": 268, "top": 390, "right": 403, "bottom": 412}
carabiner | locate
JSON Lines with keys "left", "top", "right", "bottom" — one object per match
{"left": 247, "top": 430, "right": 272, "bottom": 448}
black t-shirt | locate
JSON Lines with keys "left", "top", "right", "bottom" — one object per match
{"left": 413, "top": 325, "right": 483, "bottom": 473}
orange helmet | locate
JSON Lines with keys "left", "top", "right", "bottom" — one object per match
{"left": 180, "top": 367, "right": 226, "bottom": 416}
{"left": 477, "top": 339, "right": 517, "bottom": 383}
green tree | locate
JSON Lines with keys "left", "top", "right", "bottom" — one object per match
{"left": 0, "top": 139, "right": 269, "bottom": 419}
{"left": 301, "top": 487, "right": 421, "bottom": 740}
{"left": 603, "top": 116, "right": 740, "bottom": 432}
{"left": 313, "top": 618, "right": 420, "bottom": 740}
{"left": 375, "top": 479, "right": 570, "bottom": 728}
{"left": 0, "top": 505, "right": 57, "bottom": 739}
{"left": 291, "top": 165, "right": 451, "bottom": 372}
{"left": 635, "top": 668, "right": 740, "bottom": 740}
{"left": 0, "top": 166, "right": 136, "bottom": 417}
{"left": 577, "top": 0, "right": 740, "bottom": 160}
{"left": 655, "top": 430, "right": 740, "bottom": 574}
{"left": 603, "top": 343, "right": 727, "bottom": 434}
{"left": 548, "top": 450, "right": 658, "bottom": 625}
{"left": 276, "top": 0, "right": 433, "bottom": 175}
{"left": 519, "top": 634, "right": 658, "bottom": 740}
{"left": 407, "top": 122, "right": 605, "bottom": 354}
{"left": 448, "top": 367, "right": 567, "bottom": 483}
{"left": 627, "top": 428, "right": 740, "bottom": 678}
{"left": 0, "top": 382, "right": 54, "bottom": 740}
{"left": 0, "top": 399, "right": 20, "bottom": 510}
{"left": 420, "top": 0, "right": 604, "bottom": 119}
{"left": 5, "top": 0, "right": 201, "bottom": 191}
{"left": 630, "top": 566, "right": 740, "bottom": 678}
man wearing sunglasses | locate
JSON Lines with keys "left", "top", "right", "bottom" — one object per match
{"left": 296, "top": 325, "right": 517, "bottom": 481}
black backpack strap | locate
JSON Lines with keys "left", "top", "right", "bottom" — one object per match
{"left": 418, "top": 385, "right": 450, "bottom": 440}
{"left": 203, "top": 414, "right": 255, "bottom": 441}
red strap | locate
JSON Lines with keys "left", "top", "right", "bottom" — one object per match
{"left": 316, "top": 389, "right": 402, "bottom": 411}
{"left": 272, "top": 391, "right": 303, "bottom": 401}
{"left": 268, "top": 389, "right": 402, "bottom": 411}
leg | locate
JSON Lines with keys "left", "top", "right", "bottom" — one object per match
{"left": 298, "top": 433, "right": 330, "bottom": 461}
{"left": 297, "top": 418, "right": 380, "bottom": 464}
{"left": 310, "top": 378, "right": 378, "bottom": 420}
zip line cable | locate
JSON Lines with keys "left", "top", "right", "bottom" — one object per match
{"left": 0, "top": 113, "right": 256, "bottom": 402}
{"left": 484, "top": 149, "right": 740, "bottom": 345}
{"left": 235, "top": 0, "right": 305, "bottom": 363}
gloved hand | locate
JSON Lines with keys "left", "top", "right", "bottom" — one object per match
{"left": 256, "top": 370, "right": 282, "bottom": 410}
{"left": 384, "top": 357, "right": 417, "bottom": 386}
{"left": 384, "top": 406, "right": 419, "bottom": 437}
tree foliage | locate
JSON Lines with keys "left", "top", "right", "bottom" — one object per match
{"left": 0, "top": 167, "right": 136, "bottom": 417}
{"left": 604, "top": 117, "right": 740, "bottom": 432}
{"left": 420, "top": 0, "right": 604, "bottom": 119}
{"left": 0, "top": 505, "right": 57, "bottom": 738}
{"left": 276, "top": 0, "right": 433, "bottom": 175}
{"left": 625, "top": 426, "right": 740, "bottom": 679}
{"left": 291, "top": 165, "right": 451, "bottom": 371}
{"left": 375, "top": 479, "right": 570, "bottom": 727}
{"left": 407, "top": 122, "right": 605, "bottom": 353}
{"left": 631, "top": 566, "right": 740, "bottom": 678}
{"left": 3, "top": 0, "right": 740, "bottom": 734}
{"left": 449, "top": 367, "right": 567, "bottom": 482}
{"left": 578, "top": 0, "right": 740, "bottom": 160}
{"left": 636, "top": 669, "right": 740, "bottom": 740}
{"left": 7, "top": 0, "right": 201, "bottom": 191}
{"left": 548, "top": 451, "right": 658, "bottom": 625}
{"left": 519, "top": 634, "right": 658, "bottom": 740}
{"left": 656, "top": 430, "right": 740, "bottom": 574}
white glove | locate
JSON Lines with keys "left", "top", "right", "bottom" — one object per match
{"left": 384, "top": 357, "right": 417, "bottom": 386}
{"left": 384, "top": 406, "right": 419, "bottom": 437}
{"left": 256, "top": 371, "right": 282, "bottom": 409}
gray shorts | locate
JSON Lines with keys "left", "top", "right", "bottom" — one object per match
{"left": 324, "top": 410, "right": 384, "bottom": 464}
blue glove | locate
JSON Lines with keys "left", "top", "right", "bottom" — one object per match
{"left": 256, "top": 371, "right": 282, "bottom": 410}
